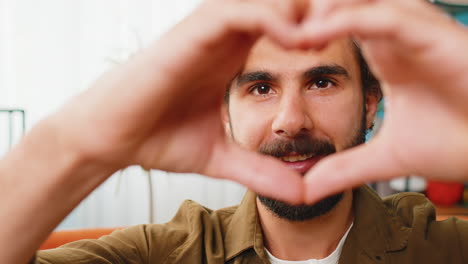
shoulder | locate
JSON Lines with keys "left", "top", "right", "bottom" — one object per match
{"left": 383, "top": 191, "right": 468, "bottom": 246}
{"left": 380, "top": 192, "right": 468, "bottom": 262}
{"left": 145, "top": 199, "right": 238, "bottom": 234}
{"left": 143, "top": 200, "right": 239, "bottom": 261}
{"left": 36, "top": 200, "right": 239, "bottom": 264}
{"left": 382, "top": 192, "right": 435, "bottom": 228}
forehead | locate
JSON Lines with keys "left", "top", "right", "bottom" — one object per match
{"left": 242, "top": 37, "right": 358, "bottom": 78}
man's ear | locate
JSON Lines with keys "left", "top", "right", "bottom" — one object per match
{"left": 221, "top": 103, "right": 232, "bottom": 139}
{"left": 365, "top": 85, "right": 381, "bottom": 130}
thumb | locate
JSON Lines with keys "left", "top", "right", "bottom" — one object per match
{"left": 205, "top": 142, "right": 304, "bottom": 205}
{"left": 303, "top": 138, "right": 404, "bottom": 204}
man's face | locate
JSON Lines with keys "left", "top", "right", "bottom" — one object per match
{"left": 225, "top": 38, "right": 377, "bottom": 221}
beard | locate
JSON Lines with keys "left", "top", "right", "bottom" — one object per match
{"left": 256, "top": 114, "right": 368, "bottom": 222}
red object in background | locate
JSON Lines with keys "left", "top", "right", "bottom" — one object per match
{"left": 426, "top": 181, "right": 464, "bottom": 206}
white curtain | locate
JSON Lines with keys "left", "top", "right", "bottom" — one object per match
{"left": 0, "top": 0, "right": 247, "bottom": 229}
{"left": 60, "top": 169, "right": 246, "bottom": 229}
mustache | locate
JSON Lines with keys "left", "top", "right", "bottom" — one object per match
{"left": 258, "top": 134, "right": 336, "bottom": 158}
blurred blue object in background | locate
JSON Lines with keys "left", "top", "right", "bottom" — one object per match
{"left": 456, "top": 12, "right": 468, "bottom": 25}
{"left": 432, "top": 0, "right": 468, "bottom": 25}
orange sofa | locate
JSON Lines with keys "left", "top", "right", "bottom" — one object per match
{"left": 39, "top": 228, "right": 121, "bottom": 250}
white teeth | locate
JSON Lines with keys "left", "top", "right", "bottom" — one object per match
{"left": 280, "top": 153, "right": 313, "bottom": 162}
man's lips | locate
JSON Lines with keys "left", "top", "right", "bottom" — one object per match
{"left": 279, "top": 155, "right": 325, "bottom": 175}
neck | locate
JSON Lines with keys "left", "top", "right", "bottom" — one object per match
{"left": 257, "top": 190, "right": 353, "bottom": 261}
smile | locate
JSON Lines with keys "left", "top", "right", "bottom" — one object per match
{"left": 278, "top": 153, "right": 324, "bottom": 175}
{"left": 279, "top": 153, "right": 314, "bottom": 162}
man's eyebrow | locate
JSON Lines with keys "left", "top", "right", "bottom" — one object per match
{"left": 303, "top": 65, "right": 350, "bottom": 80}
{"left": 236, "top": 71, "right": 277, "bottom": 86}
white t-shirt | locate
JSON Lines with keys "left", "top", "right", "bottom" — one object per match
{"left": 265, "top": 223, "right": 353, "bottom": 264}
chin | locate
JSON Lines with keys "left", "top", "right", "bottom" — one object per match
{"left": 258, "top": 192, "right": 344, "bottom": 222}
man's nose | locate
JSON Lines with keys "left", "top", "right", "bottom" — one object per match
{"left": 272, "top": 95, "right": 312, "bottom": 138}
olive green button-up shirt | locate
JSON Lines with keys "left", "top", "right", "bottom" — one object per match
{"left": 36, "top": 186, "right": 468, "bottom": 264}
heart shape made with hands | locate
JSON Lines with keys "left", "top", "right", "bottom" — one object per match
{"left": 69, "top": 0, "right": 468, "bottom": 206}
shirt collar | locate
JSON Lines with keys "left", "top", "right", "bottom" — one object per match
{"left": 224, "top": 191, "right": 260, "bottom": 261}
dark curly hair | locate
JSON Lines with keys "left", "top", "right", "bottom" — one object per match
{"left": 352, "top": 41, "right": 381, "bottom": 101}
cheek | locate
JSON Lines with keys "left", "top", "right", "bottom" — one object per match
{"left": 228, "top": 100, "right": 272, "bottom": 151}
{"left": 309, "top": 92, "right": 363, "bottom": 151}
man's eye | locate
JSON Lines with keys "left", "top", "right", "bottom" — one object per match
{"left": 310, "top": 79, "right": 335, "bottom": 89}
{"left": 250, "top": 83, "right": 273, "bottom": 95}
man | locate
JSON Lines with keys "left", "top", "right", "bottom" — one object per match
{"left": 3, "top": 0, "right": 468, "bottom": 263}
{"left": 33, "top": 31, "right": 467, "bottom": 264}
